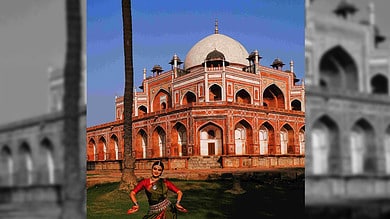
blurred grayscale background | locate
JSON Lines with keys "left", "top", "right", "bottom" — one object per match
{"left": 0, "top": 0, "right": 86, "bottom": 218}
{"left": 305, "top": 0, "right": 390, "bottom": 218}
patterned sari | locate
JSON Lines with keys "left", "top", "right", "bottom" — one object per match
{"left": 133, "top": 178, "right": 179, "bottom": 219}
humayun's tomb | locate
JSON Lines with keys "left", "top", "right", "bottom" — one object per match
{"left": 87, "top": 22, "right": 305, "bottom": 171}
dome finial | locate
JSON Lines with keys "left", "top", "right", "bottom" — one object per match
{"left": 214, "top": 19, "right": 219, "bottom": 34}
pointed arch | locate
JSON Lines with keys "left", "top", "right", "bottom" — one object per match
{"left": 371, "top": 74, "right": 388, "bottom": 94}
{"left": 182, "top": 91, "right": 197, "bottom": 105}
{"left": 259, "top": 122, "right": 275, "bottom": 155}
{"left": 40, "top": 138, "right": 55, "bottom": 184}
{"left": 350, "top": 118, "right": 376, "bottom": 174}
{"left": 235, "top": 89, "right": 251, "bottom": 104}
{"left": 209, "top": 84, "right": 222, "bottom": 101}
{"left": 291, "top": 99, "right": 302, "bottom": 111}
{"left": 311, "top": 115, "right": 340, "bottom": 175}
{"left": 280, "top": 124, "right": 294, "bottom": 154}
{"left": 263, "top": 84, "right": 285, "bottom": 109}
{"left": 19, "top": 142, "right": 33, "bottom": 186}
{"left": 234, "top": 120, "right": 253, "bottom": 155}
{"left": 319, "top": 45, "right": 358, "bottom": 91}
{"left": 109, "top": 134, "right": 119, "bottom": 160}
{"left": 152, "top": 89, "right": 171, "bottom": 112}
{"left": 172, "top": 123, "right": 187, "bottom": 157}
{"left": 98, "top": 136, "right": 107, "bottom": 160}
{"left": 136, "top": 129, "right": 148, "bottom": 158}
{"left": 199, "top": 122, "right": 223, "bottom": 156}
{"left": 152, "top": 126, "right": 166, "bottom": 157}
{"left": 138, "top": 105, "right": 147, "bottom": 116}
{"left": 87, "top": 138, "right": 97, "bottom": 161}
{"left": 0, "top": 146, "right": 13, "bottom": 186}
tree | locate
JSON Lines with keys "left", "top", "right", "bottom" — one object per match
{"left": 62, "top": 0, "right": 85, "bottom": 218}
{"left": 119, "top": 0, "right": 138, "bottom": 192}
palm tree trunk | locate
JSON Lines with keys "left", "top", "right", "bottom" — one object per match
{"left": 119, "top": 0, "right": 138, "bottom": 192}
{"left": 62, "top": 0, "right": 85, "bottom": 218}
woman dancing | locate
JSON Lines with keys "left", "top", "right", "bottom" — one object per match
{"left": 127, "top": 160, "right": 187, "bottom": 218}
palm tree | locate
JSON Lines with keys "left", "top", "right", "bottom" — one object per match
{"left": 62, "top": 0, "right": 85, "bottom": 218}
{"left": 119, "top": 0, "right": 138, "bottom": 192}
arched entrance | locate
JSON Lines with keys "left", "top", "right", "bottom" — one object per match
{"left": 172, "top": 123, "right": 187, "bottom": 156}
{"left": 0, "top": 146, "right": 13, "bottom": 186}
{"left": 280, "top": 124, "right": 294, "bottom": 154}
{"left": 311, "top": 116, "right": 340, "bottom": 175}
{"left": 259, "top": 122, "right": 275, "bottom": 155}
{"left": 234, "top": 120, "right": 253, "bottom": 155}
{"left": 350, "top": 119, "right": 376, "bottom": 174}
{"left": 319, "top": 46, "right": 358, "bottom": 91}
{"left": 19, "top": 143, "right": 33, "bottom": 186}
{"left": 41, "top": 138, "right": 55, "bottom": 184}
{"left": 199, "top": 123, "right": 223, "bottom": 156}
{"left": 152, "top": 127, "right": 166, "bottom": 157}
{"left": 235, "top": 89, "right": 251, "bottom": 104}
{"left": 263, "top": 84, "right": 285, "bottom": 109}
{"left": 136, "top": 130, "right": 148, "bottom": 158}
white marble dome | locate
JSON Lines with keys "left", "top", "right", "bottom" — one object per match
{"left": 184, "top": 33, "right": 249, "bottom": 70}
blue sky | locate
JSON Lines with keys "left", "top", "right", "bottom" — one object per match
{"left": 311, "top": 0, "right": 390, "bottom": 40}
{"left": 0, "top": 0, "right": 65, "bottom": 125}
{"left": 0, "top": 0, "right": 86, "bottom": 125}
{"left": 87, "top": 0, "right": 306, "bottom": 127}
{"left": 2, "top": 1, "right": 388, "bottom": 127}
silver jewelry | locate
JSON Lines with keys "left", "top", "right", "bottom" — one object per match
{"left": 152, "top": 184, "right": 157, "bottom": 190}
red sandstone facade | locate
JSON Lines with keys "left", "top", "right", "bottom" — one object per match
{"left": 87, "top": 28, "right": 305, "bottom": 168}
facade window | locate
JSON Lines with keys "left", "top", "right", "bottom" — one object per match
{"left": 46, "top": 148, "right": 55, "bottom": 184}
{"left": 259, "top": 128, "right": 268, "bottom": 155}
{"left": 209, "top": 84, "right": 222, "bottom": 101}
{"left": 299, "top": 130, "right": 305, "bottom": 155}
{"left": 41, "top": 139, "right": 55, "bottom": 184}
{"left": 103, "top": 141, "right": 107, "bottom": 160}
{"left": 280, "top": 128, "right": 288, "bottom": 155}
{"left": 158, "top": 129, "right": 166, "bottom": 157}
{"left": 235, "top": 89, "right": 251, "bottom": 104}
{"left": 312, "top": 130, "right": 328, "bottom": 174}
{"left": 371, "top": 74, "right": 388, "bottom": 94}
{"left": 26, "top": 153, "right": 33, "bottom": 185}
{"left": 291, "top": 100, "right": 302, "bottom": 111}
{"left": 0, "top": 147, "right": 13, "bottom": 186}
{"left": 138, "top": 106, "right": 147, "bottom": 115}
{"left": 350, "top": 132, "right": 364, "bottom": 174}
{"left": 235, "top": 125, "right": 246, "bottom": 155}
{"left": 111, "top": 136, "right": 119, "bottom": 160}
{"left": 142, "top": 133, "right": 147, "bottom": 158}
{"left": 207, "top": 130, "right": 215, "bottom": 139}
{"left": 93, "top": 143, "right": 97, "bottom": 161}
{"left": 161, "top": 102, "right": 166, "bottom": 109}
{"left": 177, "top": 126, "right": 187, "bottom": 157}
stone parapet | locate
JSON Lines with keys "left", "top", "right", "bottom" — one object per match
{"left": 87, "top": 155, "right": 304, "bottom": 171}
{"left": 306, "top": 175, "right": 390, "bottom": 204}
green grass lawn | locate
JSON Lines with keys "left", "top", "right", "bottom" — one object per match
{"left": 87, "top": 176, "right": 304, "bottom": 219}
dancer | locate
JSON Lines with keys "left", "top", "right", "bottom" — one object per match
{"left": 127, "top": 160, "right": 187, "bottom": 218}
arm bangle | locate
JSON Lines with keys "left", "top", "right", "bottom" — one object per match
{"left": 134, "top": 202, "right": 139, "bottom": 206}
